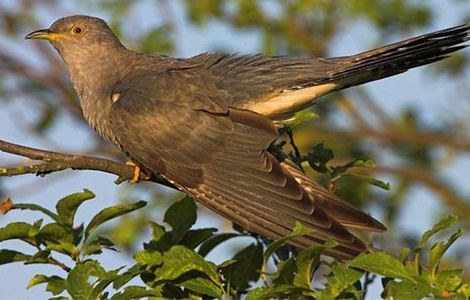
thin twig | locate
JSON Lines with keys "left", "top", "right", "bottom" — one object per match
{"left": 0, "top": 139, "right": 175, "bottom": 189}
{"left": 285, "top": 126, "right": 304, "bottom": 170}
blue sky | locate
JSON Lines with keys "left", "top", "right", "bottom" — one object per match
{"left": 0, "top": 1, "right": 469, "bottom": 299}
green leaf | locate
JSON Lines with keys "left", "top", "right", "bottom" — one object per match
{"left": 321, "top": 263, "right": 364, "bottom": 299}
{"left": 83, "top": 236, "right": 117, "bottom": 256}
{"left": 56, "top": 189, "right": 95, "bottom": 226}
{"left": 154, "top": 245, "right": 220, "bottom": 284}
{"left": 294, "top": 240, "right": 338, "bottom": 289}
{"left": 416, "top": 215, "right": 459, "bottom": 251}
{"left": 429, "top": 229, "right": 464, "bottom": 276}
{"left": 457, "top": 282, "right": 470, "bottom": 298}
{"left": 90, "top": 267, "right": 128, "bottom": 299}
{"left": 27, "top": 275, "right": 66, "bottom": 295}
{"left": 0, "top": 222, "right": 36, "bottom": 244}
{"left": 12, "top": 203, "right": 62, "bottom": 224}
{"left": 66, "top": 260, "right": 106, "bottom": 300}
{"left": 84, "top": 201, "right": 146, "bottom": 239}
{"left": 272, "top": 257, "right": 296, "bottom": 285}
{"left": 198, "top": 233, "right": 240, "bottom": 257}
{"left": 350, "top": 159, "right": 376, "bottom": 169}
{"left": 385, "top": 277, "right": 431, "bottom": 300}
{"left": 284, "top": 110, "right": 320, "bottom": 128}
{"left": 112, "top": 264, "right": 142, "bottom": 290}
{"left": 134, "top": 250, "right": 162, "bottom": 267}
{"left": 264, "top": 222, "right": 313, "bottom": 267}
{"left": 27, "top": 274, "right": 48, "bottom": 288}
{"left": 399, "top": 247, "right": 411, "bottom": 262}
{"left": 45, "top": 241, "right": 77, "bottom": 256}
{"left": 221, "top": 243, "right": 263, "bottom": 291}
{"left": 350, "top": 252, "right": 415, "bottom": 282}
{"left": 180, "top": 228, "right": 217, "bottom": 249}
{"left": 38, "top": 223, "right": 74, "bottom": 244}
{"left": 343, "top": 173, "right": 391, "bottom": 190}
{"left": 0, "top": 249, "right": 31, "bottom": 265}
{"left": 436, "top": 269, "right": 463, "bottom": 293}
{"left": 178, "top": 277, "right": 223, "bottom": 298}
{"left": 246, "top": 285, "right": 310, "bottom": 300}
{"left": 29, "top": 249, "right": 51, "bottom": 264}
{"left": 149, "top": 221, "right": 166, "bottom": 242}
{"left": 110, "top": 286, "right": 162, "bottom": 300}
{"left": 164, "top": 197, "right": 197, "bottom": 244}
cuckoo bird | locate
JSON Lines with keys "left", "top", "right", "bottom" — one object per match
{"left": 26, "top": 16, "right": 469, "bottom": 259}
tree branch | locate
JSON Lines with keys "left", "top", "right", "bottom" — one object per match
{"left": 0, "top": 139, "right": 175, "bottom": 189}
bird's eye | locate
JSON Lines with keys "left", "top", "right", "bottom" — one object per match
{"left": 71, "top": 24, "right": 86, "bottom": 37}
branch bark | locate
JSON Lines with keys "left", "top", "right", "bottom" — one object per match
{"left": 0, "top": 139, "right": 174, "bottom": 189}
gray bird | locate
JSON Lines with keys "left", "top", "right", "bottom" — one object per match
{"left": 26, "top": 15, "right": 469, "bottom": 259}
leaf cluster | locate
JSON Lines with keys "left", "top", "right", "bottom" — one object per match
{"left": 1, "top": 191, "right": 468, "bottom": 299}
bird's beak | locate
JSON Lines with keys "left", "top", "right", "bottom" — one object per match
{"left": 25, "top": 29, "right": 68, "bottom": 41}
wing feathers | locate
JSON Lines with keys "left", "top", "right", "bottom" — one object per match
{"left": 110, "top": 71, "right": 385, "bottom": 259}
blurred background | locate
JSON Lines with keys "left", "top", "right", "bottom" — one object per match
{"left": 0, "top": 0, "right": 469, "bottom": 299}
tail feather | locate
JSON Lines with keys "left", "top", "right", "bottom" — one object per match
{"left": 330, "top": 23, "right": 470, "bottom": 88}
{"left": 281, "top": 159, "right": 387, "bottom": 233}
{"left": 292, "top": 24, "right": 470, "bottom": 90}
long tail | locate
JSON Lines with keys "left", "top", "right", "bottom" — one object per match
{"left": 325, "top": 24, "right": 470, "bottom": 89}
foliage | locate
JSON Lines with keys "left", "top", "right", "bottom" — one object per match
{"left": 0, "top": 0, "right": 470, "bottom": 299}
{"left": 0, "top": 191, "right": 468, "bottom": 299}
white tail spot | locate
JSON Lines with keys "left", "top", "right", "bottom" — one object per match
{"left": 112, "top": 92, "right": 121, "bottom": 103}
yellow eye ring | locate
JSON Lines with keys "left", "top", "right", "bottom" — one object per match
{"left": 71, "top": 24, "right": 86, "bottom": 37}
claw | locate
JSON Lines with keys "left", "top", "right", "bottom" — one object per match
{"left": 126, "top": 161, "right": 141, "bottom": 184}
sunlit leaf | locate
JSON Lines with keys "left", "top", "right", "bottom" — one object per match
{"left": 149, "top": 221, "right": 166, "bottom": 242}
{"left": 66, "top": 260, "right": 106, "bottom": 300}
{"left": 56, "top": 189, "right": 95, "bottom": 226}
{"left": 38, "top": 223, "right": 74, "bottom": 244}
{"left": 134, "top": 250, "right": 162, "bottom": 267}
{"left": 294, "top": 240, "right": 338, "bottom": 289}
{"left": 178, "top": 277, "right": 223, "bottom": 298}
{"left": 112, "top": 264, "right": 142, "bottom": 290}
{"left": 429, "top": 229, "right": 464, "bottom": 276}
{"left": 350, "top": 252, "right": 415, "bottom": 282}
{"left": 84, "top": 201, "right": 146, "bottom": 239}
{"left": 110, "top": 286, "right": 162, "bottom": 300}
{"left": 154, "top": 245, "right": 220, "bottom": 284}
{"left": 385, "top": 277, "right": 431, "bottom": 299}
{"left": 436, "top": 269, "right": 463, "bottom": 294}
{"left": 0, "top": 222, "right": 36, "bottom": 245}
{"left": 264, "top": 222, "right": 313, "bottom": 267}
{"left": 321, "top": 263, "right": 364, "bottom": 299}
{"left": 246, "top": 285, "right": 311, "bottom": 300}
{"left": 416, "top": 215, "right": 459, "bottom": 251}
{"left": 284, "top": 110, "right": 320, "bottom": 128}
{"left": 27, "top": 274, "right": 66, "bottom": 296}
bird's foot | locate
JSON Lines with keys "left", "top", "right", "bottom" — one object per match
{"left": 126, "top": 161, "right": 141, "bottom": 184}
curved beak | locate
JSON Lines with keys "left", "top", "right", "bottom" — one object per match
{"left": 25, "top": 29, "right": 68, "bottom": 41}
{"left": 25, "top": 28, "right": 53, "bottom": 40}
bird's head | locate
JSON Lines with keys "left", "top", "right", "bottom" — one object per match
{"left": 25, "top": 15, "right": 124, "bottom": 66}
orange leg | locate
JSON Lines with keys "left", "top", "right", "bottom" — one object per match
{"left": 125, "top": 161, "right": 141, "bottom": 184}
